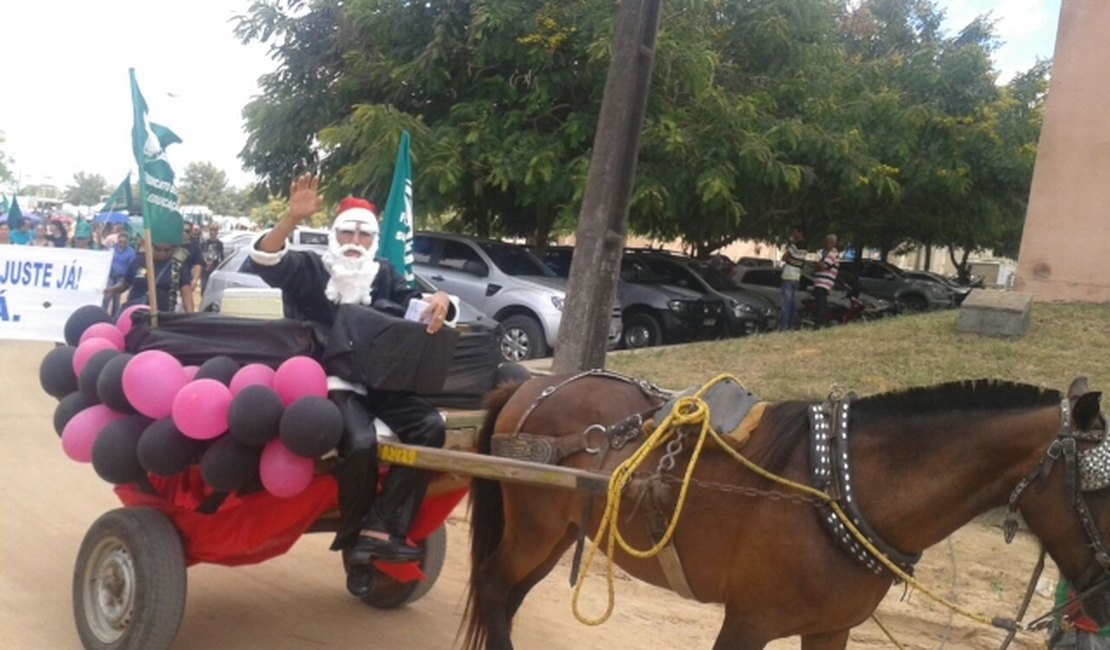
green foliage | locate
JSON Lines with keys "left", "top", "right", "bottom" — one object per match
{"left": 0, "top": 131, "right": 13, "bottom": 185}
{"left": 63, "top": 172, "right": 110, "bottom": 206}
{"left": 235, "top": 0, "right": 1047, "bottom": 259}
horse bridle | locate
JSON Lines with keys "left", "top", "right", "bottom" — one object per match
{"left": 1002, "top": 398, "right": 1110, "bottom": 634}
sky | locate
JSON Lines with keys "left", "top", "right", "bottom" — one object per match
{"left": 0, "top": 0, "right": 1063, "bottom": 201}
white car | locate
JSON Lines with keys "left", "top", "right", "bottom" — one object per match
{"left": 412, "top": 232, "right": 622, "bottom": 361}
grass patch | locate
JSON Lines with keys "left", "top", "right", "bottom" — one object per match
{"left": 605, "top": 303, "right": 1110, "bottom": 401}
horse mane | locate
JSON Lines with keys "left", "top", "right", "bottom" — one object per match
{"left": 757, "top": 379, "right": 1062, "bottom": 473}
{"left": 854, "top": 379, "right": 1061, "bottom": 415}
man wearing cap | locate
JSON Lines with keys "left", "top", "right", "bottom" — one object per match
{"left": 246, "top": 173, "right": 454, "bottom": 598}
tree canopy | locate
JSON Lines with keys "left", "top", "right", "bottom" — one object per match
{"left": 64, "top": 172, "right": 110, "bottom": 206}
{"left": 235, "top": 0, "right": 1049, "bottom": 265}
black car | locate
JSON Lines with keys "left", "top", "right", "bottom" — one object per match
{"left": 623, "top": 250, "right": 776, "bottom": 336}
{"left": 542, "top": 247, "right": 724, "bottom": 349}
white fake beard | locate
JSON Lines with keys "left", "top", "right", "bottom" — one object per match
{"left": 321, "top": 244, "right": 380, "bottom": 305}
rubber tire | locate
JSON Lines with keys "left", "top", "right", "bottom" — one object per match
{"left": 342, "top": 524, "right": 448, "bottom": 609}
{"left": 499, "top": 315, "right": 549, "bottom": 362}
{"left": 73, "top": 507, "right": 187, "bottom": 650}
{"left": 897, "top": 293, "right": 928, "bottom": 313}
{"left": 621, "top": 313, "right": 663, "bottom": 349}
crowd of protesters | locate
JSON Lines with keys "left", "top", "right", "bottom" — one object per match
{"left": 1, "top": 212, "right": 227, "bottom": 317}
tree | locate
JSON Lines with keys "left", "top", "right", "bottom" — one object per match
{"left": 233, "top": 0, "right": 1045, "bottom": 263}
{"left": 64, "top": 172, "right": 110, "bottom": 206}
{"left": 178, "top": 161, "right": 232, "bottom": 213}
{"left": 0, "top": 131, "right": 13, "bottom": 185}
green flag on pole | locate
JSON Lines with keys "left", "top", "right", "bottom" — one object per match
{"left": 100, "top": 173, "right": 133, "bottom": 214}
{"left": 6, "top": 195, "right": 23, "bottom": 230}
{"left": 0, "top": 194, "right": 9, "bottom": 214}
{"left": 130, "top": 68, "right": 183, "bottom": 245}
{"left": 379, "top": 130, "right": 415, "bottom": 285}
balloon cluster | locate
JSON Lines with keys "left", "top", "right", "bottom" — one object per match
{"left": 41, "top": 305, "right": 343, "bottom": 499}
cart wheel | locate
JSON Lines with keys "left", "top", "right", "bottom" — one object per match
{"left": 73, "top": 507, "right": 187, "bottom": 650}
{"left": 342, "top": 524, "right": 448, "bottom": 609}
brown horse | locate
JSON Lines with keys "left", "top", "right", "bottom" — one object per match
{"left": 461, "top": 373, "right": 1108, "bottom": 649}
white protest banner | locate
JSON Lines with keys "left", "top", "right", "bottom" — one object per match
{"left": 0, "top": 246, "right": 112, "bottom": 342}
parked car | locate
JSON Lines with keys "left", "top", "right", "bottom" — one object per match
{"left": 624, "top": 250, "right": 776, "bottom": 336}
{"left": 734, "top": 267, "right": 896, "bottom": 327}
{"left": 413, "top": 232, "right": 622, "bottom": 361}
{"left": 902, "top": 269, "right": 973, "bottom": 305}
{"left": 840, "top": 260, "right": 954, "bottom": 312}
{"left": 199, "top": 246, "right": 492, "bottom": 326}
{"left": 541, "top": 246, "right": 725, "bottom": 349}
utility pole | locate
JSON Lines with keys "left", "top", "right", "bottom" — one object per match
{"left": 551, "top": 0, "right": 662, "bottom": 374}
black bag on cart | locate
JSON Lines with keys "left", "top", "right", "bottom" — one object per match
{"left": 420, "top": 321, "right": 502, "bottom": 409}
{"left": 124, "top": 312, "right": 326, "bottom": 367}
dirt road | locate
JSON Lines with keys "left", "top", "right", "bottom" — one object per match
{"left": 1, "top": 341, "right": 1059, "bottom": 649}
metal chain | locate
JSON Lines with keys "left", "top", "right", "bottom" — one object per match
{"left": 655, "top": 428, "right": 687, "bottom": 475}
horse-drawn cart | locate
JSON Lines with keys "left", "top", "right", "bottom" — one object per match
{"left": 70, "top": 406, "right": 620, "bottom": 650}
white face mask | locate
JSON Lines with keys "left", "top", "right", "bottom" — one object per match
{"left": 321, "top": 211, "right": 380, "bottom": 305}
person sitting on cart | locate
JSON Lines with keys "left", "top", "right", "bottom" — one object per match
{"left": 245, "top": 173, "right": 454, "bottom": 598}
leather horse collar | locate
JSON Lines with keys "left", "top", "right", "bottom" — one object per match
{"left": 809, "top": 395, "right": 922, "bottom": 577}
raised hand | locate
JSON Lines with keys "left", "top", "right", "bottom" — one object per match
{"left": 287, "top": 173, "right": 324, "bottom": 224}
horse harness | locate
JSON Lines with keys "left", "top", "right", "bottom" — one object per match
{"left": 808, "top": 395, "right": 922, "bottom": 578}
{"left": 998, "top": 399, "right": 1110, "bottom": 639}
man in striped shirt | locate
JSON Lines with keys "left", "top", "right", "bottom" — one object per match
{"left": 779, "top": 225, "right": 807, "bottom": 330}
{"left": 813, "top": 234, "right": 839, "bottom": 328}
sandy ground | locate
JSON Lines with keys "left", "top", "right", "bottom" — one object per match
{"left": 0, "top": 340, "right": 1060, "bottom": 649}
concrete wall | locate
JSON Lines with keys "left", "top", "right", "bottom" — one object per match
{"left": 1015, "top": 0, "right": 1110, "bottom": 303}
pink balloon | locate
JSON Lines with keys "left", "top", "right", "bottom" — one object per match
{"left": 230, "top": 363, "right": 276, "bottom": 396}
{"left": 273, "top": 356, "right": 328, "bottom": 406}
{"left": 116, "top": 305, "right": 150, "bottom": 337}
{"left": 79, "top": 323, "right": 126, "bottom": 351}
{"left": 73, "top": 337, "right": 120, "bottom": 375}
{"left": 62, "top": 405, "right": 127, "bottom": 463}
{"left": 260, "top": 439, "right": 314, "bottom": 498}
{"left": 183, "top": 366, "right": 200, "bottom": 381}
{"left": 122, "top": 351, "right": 188, "bottom": 419}
{"left": 172, "top": 379, "right": 233, "bottom": 440}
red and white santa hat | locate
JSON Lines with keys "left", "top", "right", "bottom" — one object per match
{"left": 332, "top": 197, "right": 379, "bottom": 234}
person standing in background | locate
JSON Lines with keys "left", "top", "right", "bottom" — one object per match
{"left": 812, "top": 234, "right": 840, "bottom": 329}
{"left": 778, "top": 225, "right": 806, "bottom": 331}
{"left": 200, "top": 223, "right": 225, "bottom": 292}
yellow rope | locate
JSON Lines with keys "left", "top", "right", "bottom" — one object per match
{"left": 570, "top": 372, "right": 1002, "bottom": 636}
{"left": 870, "top": 614, "right": 908, "bottom": 649}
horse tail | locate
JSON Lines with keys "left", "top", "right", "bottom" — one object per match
{"left": 461, "top": 379, "right": 524, "bottom": 650}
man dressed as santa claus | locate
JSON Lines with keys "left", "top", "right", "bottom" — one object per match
{"left": 248, "top": 173, "right": 454, "bottom": 597}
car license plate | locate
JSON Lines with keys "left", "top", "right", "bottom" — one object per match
{"left": 703, "top": 318, "right": 716, "bottom": 327}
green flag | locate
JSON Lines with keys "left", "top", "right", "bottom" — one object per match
{"left": 101, "top": 173, "right": 133, "bottom": 214}
{"left": 130, "top": 68, "right": 183, "bottom": 245}
{"left": 6, "top": 195, "right": 22, "bottom": 230}
{"left": 0, "top": 194, "right": 8, "bottom": 214}
{"left": 379, "top": 130, "right": 414, "bottom": 285}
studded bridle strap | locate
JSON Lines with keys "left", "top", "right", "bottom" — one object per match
{"left": 809, "top": 397, "right": 921, "bottom": 577}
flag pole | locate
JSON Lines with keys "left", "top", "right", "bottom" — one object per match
{"left": 130, "top": 68, "right": 159, "bottom": 327}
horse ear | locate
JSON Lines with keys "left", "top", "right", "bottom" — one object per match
{"left": 1068, "top": 377, "right": 1090, "bottom": 400}
{"left": 1073, "top": 391, "right": 1103, "bottom": 431}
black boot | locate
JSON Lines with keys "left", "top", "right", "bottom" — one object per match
{"left": 329, "top": 391, "right": 379, "bottom": 552}
{"left": 346, "top": 564, "right": 373, "bottom": 597}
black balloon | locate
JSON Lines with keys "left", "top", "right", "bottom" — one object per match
{"left": 280, "top": 396, "right": 344, "bottom": 458}
{"left": 138, "top": 418, "right": 206, "bottom": 477}
{"left": 91, "top": 414, "right": 154, "bottom": 484}
{"left": 200, "top": 436, "right": 261, "bottom": 492}
{"left": 64, "top": 305, "right": 113, "bottom": 346}
{"left": 54, "top": 391, "right": 91, "bottom": 437}
{"left": 195, "top": 356, "right": 241, "bottom": 386}
{"left": 96, "top": 354, "right": 136, "bottom": 414}
{"left": 227, "top": 385, "right": 284, "bottom": 446}
{"left": 39, "top": 346, "right": 79, "bottom": 399}
{"left": 78, "top": 349, "right": 119, "bottom": 405}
